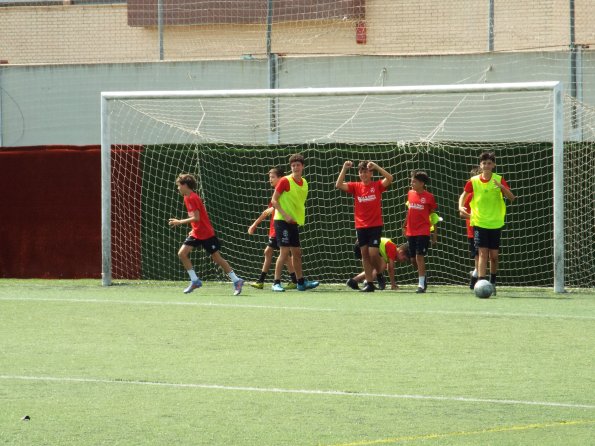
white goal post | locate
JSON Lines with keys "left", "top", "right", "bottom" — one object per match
{"left": 101, "top": 81, "right": 564, "bottom": 292}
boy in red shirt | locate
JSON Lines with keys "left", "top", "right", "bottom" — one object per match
{"left": 404, "top": 170, "right": 437, "bottom": 293}
{"left": 168, "top": 173, "right": 244, "bottom": 296}
{"left": 336, "top": 160, "right": 393, "bottom": 292}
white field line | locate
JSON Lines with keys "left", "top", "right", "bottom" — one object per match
{"left": 0, "top": 374, "right": 594, "bottom": 410}
{"left": 1, "top": 296, "right": 594, "bottom": 320}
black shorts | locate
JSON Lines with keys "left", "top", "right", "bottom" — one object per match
{"left": 407, "top": 235, "right": 430, "bottom": 257}
{"left": 474, "top": 227, "right": 502, "bottom": 250}
{"left": 267, "top": 236, "right": 279, "bottom": 250}
{"left": 356, "top": 226, "right": 382, "bottom": 248}
{"left": 183, "top": 235, "right": 221, "bottom": 254}
{"left": 274, "top": 220, "right": 300, "bottom": 247}
{"left": 468, "top": 237, "right": 478, "bottom": 258}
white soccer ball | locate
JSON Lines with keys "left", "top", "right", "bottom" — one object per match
{"left": 474, "top": 279, "right": 494, "bottom": 299}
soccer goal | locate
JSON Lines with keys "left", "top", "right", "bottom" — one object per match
{"left": 101, "top": 81, "right": 576, "bottom": 292}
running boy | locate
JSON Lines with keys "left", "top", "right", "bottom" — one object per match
{"left": 336, "top": 160, "right": 393, "bottom": 292}
{"left": 270, "top": 154, "right": 319, "bottom": 292}
{"left": 169, "top": 173, "right": 244, "bottom": 296}
{"left": 248, "top": 166, "right": 297, "bottom": 289}
{"left": 458, "top": 151, "right": 515, "bottom": 294}
{"left": 404, "top": 170, "right": 437, "bottom": 293}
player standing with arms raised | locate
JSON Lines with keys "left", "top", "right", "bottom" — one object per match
{"left": 336, "top": 160, "right": 393, "bottom": 292}
{"left": 458, "top": 152, "right": 515, "bottom": 294}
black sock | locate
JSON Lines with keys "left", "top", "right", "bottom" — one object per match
{"left": 479, "top": 276, "right": 487, "bottom": 281}
{"left": 298, "top": 277, "right": 305, "bottom": 286}
{"left": 490, "top": 274, "right": 497, "bottom": 285}
{"left": 290, "top": 272, "right": 297, "bottom": 284}
{"left": 258, "top": 272, "right": 267, "bottom": 283}
{"left": 274, "top": 279, "right": 281, "bottom": 285}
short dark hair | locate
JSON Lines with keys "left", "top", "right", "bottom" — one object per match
{"left": 358, "top": 161, "right": 370, "bottom": 171}
{"left": 479, "top": 151, "right": 496, "bottom": 163}
{"left": 269, "top": 166, "right": 285, "bottom": 177}
{"left": 289, "top": 153, "right": 305, "bottom": 165}
{"left": 411, "top": 170, "right": 429, "bottom": 184}
{"left": 176, "top": 173, "right": 197, "bottom": 191}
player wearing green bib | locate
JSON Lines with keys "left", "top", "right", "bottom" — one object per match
{"left": 270, "top": 154, "right": 319, "bottom": 292}
{"left": 458, "top": 152, "right": 515, "bottom": 294}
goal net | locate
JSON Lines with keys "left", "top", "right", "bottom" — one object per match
{"left": 101, "top": 82, "right": 593, "bottom": 291}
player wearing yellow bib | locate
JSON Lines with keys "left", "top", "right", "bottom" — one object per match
{"left": 270, "top": 153, "right": 319, "bottom": 292}
{"left": 458, "top": 151, "right": 515, "bottom": 294}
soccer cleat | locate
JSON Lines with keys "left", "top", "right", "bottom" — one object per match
{"left": 377, "top": 274, "right": 386, "bottom": 290}
{"left": 297, "top": 280, "right": 319, "bottom": 291}
{"left": 285, "top": 282, "right": 297, "bottom": 290}
{"left": 183, "top": 279, "right": 202, "bottom": 294}
{"left": 360, "top": 283, "right": 376, "bottom": 292}
{"left": 469, "top": 272, "right": 478, "bottom": 290}
{"left": 272, "top": 283, "right": 285, "bottom": 292}
{"left": 233, "top": 278, "right": 244, "bottom": 296}
{"left": 415, "top": 287, "right": 426, "bottom": 294}
{"left": 346, "top": 278, "right": 359, "bottom": 290}
{"left": 250, "top": 282, "right": 264, "bottom": 289}
{"left": 423, "top": 275, "right": 428, "bottom": 291}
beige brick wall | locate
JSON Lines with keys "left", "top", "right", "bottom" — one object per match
{"left": 0, "top": 0, "right": 592, "bottom": 65}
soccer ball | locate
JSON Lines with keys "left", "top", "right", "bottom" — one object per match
{"left": 474, "top": 279, "right": 494, "bottom": 299}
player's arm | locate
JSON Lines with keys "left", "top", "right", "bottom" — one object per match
{"left": 387, "top": 259, "right": 398, "bottom": 290}
{"left": 271, "top": 189, "right": 295, "bottom": 224}
{"left": 248, "top": 207, "right": 273, "bottom": 234}
{"left": 335, "top": 161, "right": 352, "bottom": 192}
{"left": 168, "top": 210, "right": 199, "bottom": 227}
{"left": 458, "top": 191, "right": 470, "bottom": 214}
{"left": 494, "top": 179, "right": 516, "bottom": 202}
{"left": 368, "top": 161, "right": 393, "bottom": 188}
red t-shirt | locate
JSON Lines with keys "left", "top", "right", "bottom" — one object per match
{"left": 405, "top": 189, "right": 437, "bottom": 236}
{"left": 464, "top": 193, "right": 474, "bottom": 239}
{"left": 346, "top": 180, "right": 387, "bottom": 229}
{"left": 184, "top": 191, "right": 215, "bottom": 240}
{"left": 385, "top": 239, "right": 398, "bottom": 261}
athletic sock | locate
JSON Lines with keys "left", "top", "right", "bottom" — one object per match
{"left": 490, "top": 273, "right": 497, "bottom": 285}
{"left": 472, "top": 269, "right": 478, "bottom": 278}
{"left": 258, "top": 272, "right": 267, "bottom": 283}
{"left": 290, "top": 272, "right": 298, "bottom": 284}
{"left": 228, "top": 271, "right": 240, "bottom": 282}
{"left": 418, "top": 276, "right": 425, "bottom": 288}
{"left": 274, "top": 279, "right": 281, "bottom": 285}
{"left": 298, "top": 277, "right": 305, "bottom": 286}
{"left": 187, "top": 269, "right": 199, "bottom": 282}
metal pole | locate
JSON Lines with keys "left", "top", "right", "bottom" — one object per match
{"left": 266, "top": 0, "right": 279, "bottom": 144}
{"left": 488, "top": 0, "right": 494, "bottom": 52}
{"left": 570, "top": 0, "right": 577, "bottom": 128}
{"left": 158, "top": 0, "right": 164, "bottom": 61}
{"left": 552, "top": 83, "right": 565, "bottom": 293}
{"left": 100, "top": 94, "right": 112, "bottom": 286}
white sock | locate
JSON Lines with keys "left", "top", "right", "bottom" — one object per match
{"left": 418, "top": 276, "right": 425, "bottom": 288}
{"left": 187, "top": 269, "right": 199, "bottom": 282}
{"left": 472, "top": 269, "right": 478, "bottom": 278}
{"left": 228, "top": 271, "right": 239, "bottom": 282}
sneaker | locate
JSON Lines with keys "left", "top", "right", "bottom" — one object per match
{"left": 285, "top": 282, "right": 297, "bottom": 290}
{"left": 415, "top": 287, "right": 425, "bottom": 294}
{"left": 360, "top": 283, "right": 375, "bottom": 292}
{"left": 377, "top": 274, "right": 386, "bottom": 290}
{"left": 423, "top": 275, "right": 428, "bottom": 291}
{"left": 233, "top": 279, "right": 245, "bottom": 296}
{"left": 346, "top": 278, "right": 360, "bottom": 290}
{"left": 250, "top": 282, "right": 264, "bottom": 289}
{"left": 297, "top": 280, "right": 319, "bottom": 291}
{"left": 469, "top": 273, "right": 478, "bottom": 290}
{"left": 272, "top": 283, "right": 285, "bottom": 292}
{"left": 183, "top": 279, "right": 202, "bottom": 294}
{"left": 491, "top": 285, "right": 497, "bottom": 296}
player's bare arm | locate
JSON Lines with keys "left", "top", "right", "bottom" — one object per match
{"left": 248, "top": 207, "right": 274, "bottom": 234}
{"left": 458, "top": 191, "right": 470, "bottom": 214}
{"left": 168, "top": 210, "right": 199, "bottom": 227}
{"left": 335, "top": 160, "right": 352, "bottom": 192}
{"left": 368, "top": 162, "right": 393, "bottom": 188}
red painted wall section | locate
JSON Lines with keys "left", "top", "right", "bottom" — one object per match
{"left": 0, "top": 145, "right": 139, "bottom": 279}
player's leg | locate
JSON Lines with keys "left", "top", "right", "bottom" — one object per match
{"left": 252, "top": 244, "right": 274, "bottom": 289}
{"left": 179, "top": 238, "right": 202, "bottom": 293}
{"left": 469, "top": 237, "right": 479, "bottom": 290}
{"left": 207, "top": 238, "right": 244, "bottom": 295}
{"left": 272, "top": 246, "right": 290, "bottom": 291}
